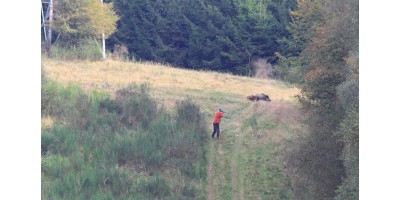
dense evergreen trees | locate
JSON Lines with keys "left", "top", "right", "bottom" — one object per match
{"left": 107, "top": 0, "right": 296, "bottom": 74}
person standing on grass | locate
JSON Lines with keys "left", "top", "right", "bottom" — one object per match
{"left": 211, "top": 108, "right": 224, "bottom": 140}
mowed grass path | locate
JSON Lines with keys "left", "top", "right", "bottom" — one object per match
{"left": 43, "top": 58, "right": 302, "bottom": 199}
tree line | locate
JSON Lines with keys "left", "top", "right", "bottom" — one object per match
{"left": 43, "top": 0, "right": 296, "bottom": 74}
{"left": 106, "top": 0, "right": 297, "bottom": 74}
{"left": 279, "top": 0, "right": 359, "bottom": 199}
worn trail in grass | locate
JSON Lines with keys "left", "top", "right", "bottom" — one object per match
{"left": 209, "top": 141, "right": 215, "bottom": 200}
{"left": 227, "top": 103, "right": 248, "bottom": 200}
{"left": 201, "top": 91, "right": 302, "bottom": 199}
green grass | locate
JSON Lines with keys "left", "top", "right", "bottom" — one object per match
{"left": 42, "top": 59, "right": 303, "bottom": 199}
{"left": 48, "top": 41, "right": 103, "bottom": 61}
{"left": 41, "top": 80, "right": 208, "bottom": 199}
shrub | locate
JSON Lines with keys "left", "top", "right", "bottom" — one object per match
{"left": 175, "top": 98, "right": 207, "bottom": 143}
{"left": 335, "top": 78, "right": 359, "bottom": 200}
{"left": 116, "top": 84, "right": 158, "bottom": 128}
{"left": 176, "top": 98, "right": 203, "bottom": 128}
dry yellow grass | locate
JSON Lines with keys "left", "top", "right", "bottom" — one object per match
{"left": 42, "top": 58, "right": 299, "bottom": 108}
{"left": 42, "top": 59, "right": 299, "bottom": 97}
{"left": 41, "top": 116, "right": 54, "bottom": 128}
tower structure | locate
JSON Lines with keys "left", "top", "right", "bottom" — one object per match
{"left": 41, "top": 0, "right": 53, "bottom": 55}
{"left": 41, "top": 0, "right": 106, "bottom": 59}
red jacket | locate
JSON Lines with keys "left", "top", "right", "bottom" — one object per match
{"left": 213, "top": 111, "right": 224, "bottom": 123}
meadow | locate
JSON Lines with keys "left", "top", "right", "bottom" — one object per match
{"left": 42, "top": 58, "right": 302, "bottom": 199}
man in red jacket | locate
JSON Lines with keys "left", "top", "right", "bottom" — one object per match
{"left": 211, "top": 108, "right": 224, "bottom": 140}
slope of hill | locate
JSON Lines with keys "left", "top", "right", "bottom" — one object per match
{"left": 42, "top": 58, "right": 302, "bottom": 199}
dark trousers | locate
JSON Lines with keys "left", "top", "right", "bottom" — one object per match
{"left": 211, "top": 123, "right": 220, "bottom": 139}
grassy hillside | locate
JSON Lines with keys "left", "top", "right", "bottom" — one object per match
{"left": 42, "top": 58, "right": 302, "bottom": 199}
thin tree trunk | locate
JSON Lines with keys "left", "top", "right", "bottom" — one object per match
{"left": 102, "top": 33, "right": 106, "bottom": 60}
{"left": 101, "top": 0, "right": 106, "bottom": 60}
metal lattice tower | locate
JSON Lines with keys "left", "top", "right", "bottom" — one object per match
{"left": 41, "top": 0, "right": 53, "bottom": 54}
{"left": 41, "top": 0, "right": 106, "bottom": 59}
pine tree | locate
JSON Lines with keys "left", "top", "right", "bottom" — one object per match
{"left": 108, "top": 0, "right": 295, "bottom": 73}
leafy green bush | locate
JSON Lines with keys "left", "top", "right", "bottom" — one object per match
{"left": 275, "top": 56, "right": 305, "bottom": 84}
{"left": 175, "top": 98, "right": 204, "bottom": 131}
{"left": 117, "top": 84, "right": 158, "bottom": 128}
{"left": 335, "top": 78, "right": 359, "bottom": 200}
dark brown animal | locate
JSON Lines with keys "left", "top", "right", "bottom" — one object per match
{"left": 247, "top": 95, "right": 257, "bottom": 101}
{"left": 247, "top": 93, "right": 271, "bottom": 101}
{"left": 254, "top": 93, "right": 271, "bottom": 101}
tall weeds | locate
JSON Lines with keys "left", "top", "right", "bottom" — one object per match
{"left": 41, "top": 78, "right": 208, "bottom": 199}
{"left": 47, "top": 40, "right": 103, "bottom": 61}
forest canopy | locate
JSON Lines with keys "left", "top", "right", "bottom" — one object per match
{"left": 106, "top": 0, "right": 297, "bottom": 74}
